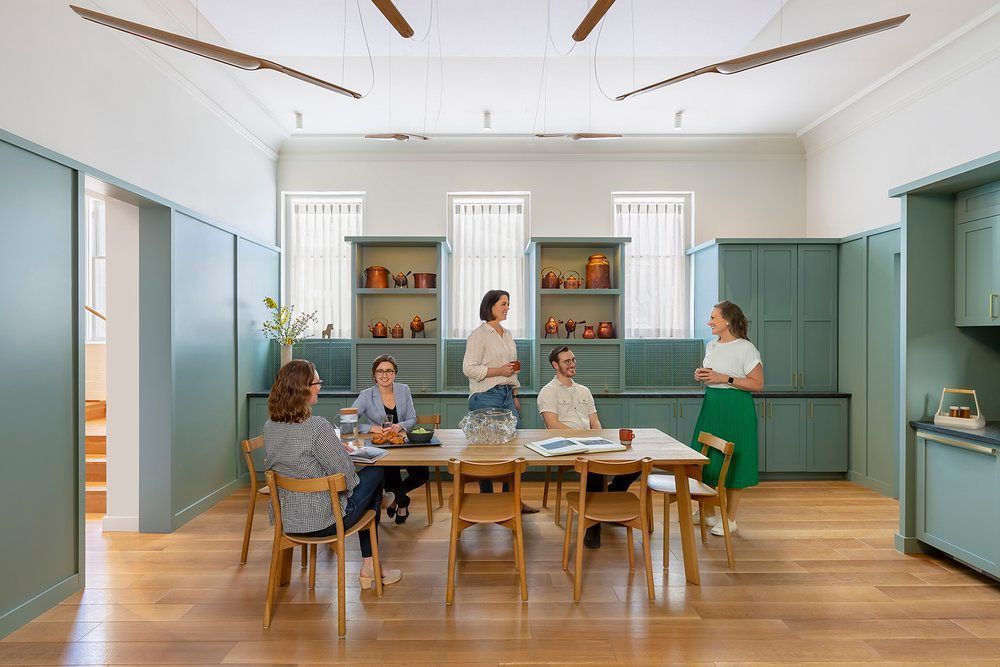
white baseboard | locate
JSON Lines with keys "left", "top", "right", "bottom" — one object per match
{"left": 102, "top": 515, "right": 139, "bottom": 532}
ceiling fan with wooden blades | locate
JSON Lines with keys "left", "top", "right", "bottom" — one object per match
{"left": 70, "top": 5, "right": 362, "bottom": 98}
{"left": 371, "top": 0, "right": 415, "bottom": 38}
{"left": 616, "top": 13, "right": 910, "bottom": 100}
{"left": 572, "top": 0, "right": 616, "bottom": 42}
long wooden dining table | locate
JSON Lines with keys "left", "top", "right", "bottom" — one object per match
{"left": 364, "top": 428, "right": 709, "bottom": 584}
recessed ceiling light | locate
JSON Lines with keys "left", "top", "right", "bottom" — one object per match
{"left": 674, "top": 111, "right": 683, "bottom": 131}
{"left": 294, "top": 111, "right": 303, "bottom": 131}
{"left": 483, "top": 111, "right": 492, "bottom": 132}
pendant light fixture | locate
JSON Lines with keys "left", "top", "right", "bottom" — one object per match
{"left": 572, "top": 0, "right": 616, "bottom": 42}
{"left": 371, "top": 0, "right": 415, "bottom": 38}
{"left": 364, "top": 133, "right": 429, "bottom": 141}
{"left": 534, "top": 133, "right": 622, "bottom": 141}
{"left": 70, "top": 5, "right": 362, "bottom": 98}
{"left": 616, "top": 13, "right": 909, "bottom": 100}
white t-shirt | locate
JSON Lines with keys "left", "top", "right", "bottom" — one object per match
{"left": 702, "top": 338, "right": 762, "bottom": 389}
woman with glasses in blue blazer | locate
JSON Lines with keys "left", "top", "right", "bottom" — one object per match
{"left": 352, "top": 354, "right": 428, "bottom": 524}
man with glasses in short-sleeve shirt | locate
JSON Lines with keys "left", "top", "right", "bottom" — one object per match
{"left": 537, "top": 346, "right": 639, "bottom": 548}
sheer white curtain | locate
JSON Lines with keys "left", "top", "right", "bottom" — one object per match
{"left": 449, "top": 197, "right": 528, "bottom": 338}
{"left": 288, "top": 199, "right": 362, "bottom": 338}
{"left": 614, "top": 197, "right": 690, "bottom": 338}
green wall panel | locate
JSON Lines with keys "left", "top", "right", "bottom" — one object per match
{"left": 839, "top": 238, "right": 868, "bottom": 480}
{"left": 867, "top": 229, "right": 901, "bottom": 494}
{"left": 172, "top": 212, "right": 237, "bottom": 520}
{"left": 0, "top": 141, "right": 80, "bottom": 636}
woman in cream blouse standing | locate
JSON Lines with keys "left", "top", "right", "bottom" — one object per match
{"left": 690, "top": 300, "right": 764, "bottom": 536}
{"left": 462, "top": 290, "right": 536, "bottom": 510}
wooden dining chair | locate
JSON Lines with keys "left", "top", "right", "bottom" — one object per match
{"left": 414, "top": 414, "right": 445, "bottom": 524}
{"left": 446, "top": 457, "right": 529, "bottom": 604}
{"left": 263, "top": 470, "right": 383, "bottom": 636}
{"left": 240, "top": 437, "right": 307, "bottom": 569}
{"left": 562, "top": 457, "right": 654, "bottom": 602}
{"left": 648, "top": 431, "right": 736, "bottom": 570}
{"left": 542, "top": 466, "right": 566, "bottom": 525}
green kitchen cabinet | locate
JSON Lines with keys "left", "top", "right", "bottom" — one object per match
{"left": 764, "top": 398, "right": 807, "bottom": 472}
{"left": 806, "top": 398, "right": 849, "bottom": 472}
{"left": 758, "top": 246, "right": 798, "bottom": 391}
{"left": 755, "top": 398, "right": 766, "bottom": 472}
{"left": 719, "top": 245, "right": 758, "bottom": 332}
{"left": 517, "top": 397, "right": 540, "bottom": 429}
{"left": 442, "top": 397, "right": 470, "bottom": 428}
{"left": 411, "top": 398, "right": 441, "bottom": 422}
{"left": 955, "top": 216, "right": 999, "bottom": 326}
{"left": 629, "top": 398, "right": 675, "bottom": 434}
{"left": 798, "top": 246, "right": 839, "bottom": 391}
{"left": 594, "top": 398, "right": 627, "bottom": 429}
{"left": 674, "top": 398, "right": 703, "bottom": 446}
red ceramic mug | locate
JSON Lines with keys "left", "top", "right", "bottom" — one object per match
{"left": 619, "top": 428, "right": 635, "bottom": 445}
{"left": 510, "top": 360, "right": 521, "bottom": 372}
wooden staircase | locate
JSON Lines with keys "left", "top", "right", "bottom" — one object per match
{"left": 85, "top": 403, "right": 107, "bottom": 514}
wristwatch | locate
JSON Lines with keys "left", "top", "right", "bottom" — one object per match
{"left": 727, "top": 376, "right": 735, "bottom": 385}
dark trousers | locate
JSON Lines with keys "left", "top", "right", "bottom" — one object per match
{"left": 585, "top": 472, "right": 641, "bottom": 534}
{"left": 383, "top": 466, "right": 430, "bottom": 504}
{"left": 301, "top": 466, "right": 384, "bottom": 557}
{"left": 468, "top": 385, "right": 521, "bottom": 493}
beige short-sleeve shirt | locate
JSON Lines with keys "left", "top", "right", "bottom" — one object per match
{"left": 536, "top": 377, "right": 597, "bottom": 429}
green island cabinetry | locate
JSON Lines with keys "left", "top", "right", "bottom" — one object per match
{"left": 955, "top": 182, "right": 1000, "bottom": 326}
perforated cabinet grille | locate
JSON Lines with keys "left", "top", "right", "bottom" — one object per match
{"left": 292, "top": 339, "right": 352, "bottom": 389}
{"left": 623, "top": 339, "right": 704, "bottom": 388}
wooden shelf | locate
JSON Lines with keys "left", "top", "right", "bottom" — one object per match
{"left": 538, "top": 337, "right": 621, "bottom": 345}
{"left": 356, "top": 288, "right": 438, "bottom": 295}
{"left": 354, "top": 338, "right": 439, "bottom": 344}
{"left": 540, "top": 288, "right": 621, "bottom": 296}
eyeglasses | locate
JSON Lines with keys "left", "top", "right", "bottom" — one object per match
{"left": 374, "top": 369, "right": 397, "bottom": 376}
{"left": 309, "top": 380, "right": 324, "bottom": 387}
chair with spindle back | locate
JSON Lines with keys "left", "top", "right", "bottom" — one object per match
{"left": 263, "top": 470, "right": 382, "bottom": 636}
{"left": 647, "top": 431, "right": 736, "bottom": 569}
{"left": 239, "top": 437, "right": 307, "bottom": 569}
{"left": 562, "top": 457, "right": 654, "bottom": 602}
{"left": 414, "top": 414, "right": 445, "bottom": 523}
{"left": 446, "top": 458, "right": 529, "bottom": 604}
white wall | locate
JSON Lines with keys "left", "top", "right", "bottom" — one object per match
{"left": 278, "top": 140, "right": 807, "bottom": 243}
{"left": 803, "top": 9, "right": 1000, "bottom": 237}
{"left": 0, "top": 0, "right": 278, "bottom": 243}
{"left": 103, "top": 197, "right": 141, "bottom": 532}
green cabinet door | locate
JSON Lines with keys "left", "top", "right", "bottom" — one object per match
{"left": 758, "top": 246, "right": 797, "bottom": 391}
{"left": 765, "top": 398, "right": 806, "bottom": 472}
{"left": 755, "top": 398, "right": 766, "bottom": 472}
{"left": 594, "top": 398, "right": 627, "bottom": 429}
{"left": 806, "top": 398, "right": 848, "bottom": 472}
{"left": 675, "top": 398, "right": 704, "bottom": 446}
{"left": 442, "top": 397, "right": 471, "bottom": 429}
{"left": 629, "top": 398, "right": 676, "bottom": 434}
{"left": 955, "top": 216, "right": 999, "bottom": 326}
{"left": 517, "top": 396, "right": 540, "bottom": 429}
{"left": 411, "top": 398, "right": 441, "bottom": 423}
{"left": 719, "top": 245, "right": 758, "bottom": 333}
{"left": 797, "top": 245, "right": 839, "bottom": 391}
{"left": 313, "top": 396, "right": 351, "bottom": 425}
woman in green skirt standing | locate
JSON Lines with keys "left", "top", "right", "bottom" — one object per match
{"left": 691, "top": 301, "right": 764, "bottom": 536}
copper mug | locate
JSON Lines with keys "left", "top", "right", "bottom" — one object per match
{"left": 618, "top": 428, "right": 635, "bottom": 445}
{"left": 581, "top": 325, "right": 596, "bottom": 339}
{"left": 363, "top": 266, "right": 390, "bottom": 289}
{"left": 596, "top": 321, "right": 615, "bottom": 339}
{"left": 585, "top": 253, "right": 611, "bottom": 289}
{"left": 510, "top": 360, "right": 521, "bottom": 372}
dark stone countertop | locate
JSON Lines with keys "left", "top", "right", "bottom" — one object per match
{"left": 910, "top": 420, "right": 1000, "bottom": 447}
{"left": 247, "top": 390, "right": 851, "bottom": 399}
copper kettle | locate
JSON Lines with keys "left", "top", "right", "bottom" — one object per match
{"left": 585, "top": 254, "right": 611, "bottom": 289}
{"left": 597, "top": 321, "right": 615, "bottom": 339}
{"left": 562, "top": 270, "right": 582, "bottom": 289}
{"left": 364, "top": 266, "right": 390, "bottom": 289}
{"left": 540, "top": 267, "right": 563, "bottom": 289}
{"left": 410, "top": 315, "right": 437, "bottom": 338}
{"left": 390, "top": 323, "right": 405, "bottom": 338}
{"left": 392, "top": 271, "right": 411, "bottom": 288}
{"left": 544, "top": 316, "right": 563, "bottom": 338}
{"left": 581, "top": 325, "right": 596, "bottom": 339}
{"left": 368, "top": 319, "right": 388, "bottom": 338}
{"left": 565, "top": 318, "right": 586, "bottom": 338}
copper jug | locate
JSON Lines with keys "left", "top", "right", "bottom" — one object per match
{"left": 562, "top": 270, "right": 582, "bottom": 289}
{"left": 410, "top": 315, "right": 437, "bottom": 338}
{"left": 565, "top": 318, "right": 585, "bottom": 338}
{"left": 581, "top": 325, "right": 596, "bottom": 339}
{"left": 540, "top": 267, "right": 563, "bottom": 289}
{"left": 392, "top": 270, "right": 411, "bottom": 288}
{"left": 585, "top": 254, "right": 611, "bottom": 289}
{"left": 596, "top": 321, "right": 615, "bottom": 339}
{"left": 412, "top": 273, "right": 437, "bottom": 289}
{"left": 390, "top": 323, "right": 404, "bottom": 338}
{"left": 544, "top": 316, "right": 562, "bottom": 338}
{"left": 364, "top": 266, "right": 390, "bottom": 289}
{"left": 368, "top": 319, "right": 388, "bottom": 338}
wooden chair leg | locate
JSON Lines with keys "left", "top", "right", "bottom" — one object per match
{"left": 662, "top": 493, "right": 670, "bottom": 571}
{"left": 641, "top": 520, "right": 655, "bottom": 601}
{"left": 554, "top": 469, "right": 564, "bottom": 526}
{"left": 369, "top": 522, "right": 384, "bottom": 598}
{"left": 542, "top": 467, "right": 551, "bottom": 508}
{"left": 626, "top": 526, "right": 636, "bottom": 572}
{"left": 241, "top": 488, "right": 257, "bottom": 565}
{"left": 300, "top": 543, "right": 309, "bottom": 569}
{"left": 335, "top": 539, "right": 346, "bottom": 638}
{"left": 719, "top": 495, "right": 735, "bottom": 569}
{"left": 434, "top": 467, "right": 444, "bottom": 507}
{"left": 574, "top": 515, "right": 587, "bottom": 602}
{"left": 279, "top": 546, "right": 294, "bottom": 586}
{"left": 515, "top": 523, "right": 528, "bottom": 601}
{"left": 446, "top": 519, "right": 461, "bottom": 604}
{"left": 263, "top": 537, "right": 282, "bottom": 628}
{"left": 699, "top": 501, "right": 708, "bottom": 543}
{"left": 425, "top": 482, "right": 434, "bottom": 525}
{"left": 561, "top": 509, "right": 574, "bottom": 570}
{"left": 308, "top": 544, "right": 317, "bottom": 589}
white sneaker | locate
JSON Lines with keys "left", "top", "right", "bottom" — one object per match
{"left": 692, "top": 510, "right": 721, "bottom": 528}
{"left": 710, "top": 519, "right": 737, "bottom": 536}
{"left": 380, "top": 491, "right": 396, "bottom": 510}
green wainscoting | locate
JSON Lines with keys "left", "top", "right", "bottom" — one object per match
{"left": 0, "top": 140, "right": 82, "bottom": 638}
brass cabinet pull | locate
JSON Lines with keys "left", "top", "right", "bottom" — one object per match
{"left": 808, "top": 401, "right": 814, "bottom": 419}
{"left": 799, "top": 372, "right": 805, "bottom": 388}
{"left": 792, "top": 372, "right": 797, "bottom": 388}
{"left": 679, "top": 402, "right": 684, "bottom": 419}
{"left": 991, "top": 293, "right": 998, "bottom": 319}
{"left": 917, "top": 431, "right": 997, "bottom": 457}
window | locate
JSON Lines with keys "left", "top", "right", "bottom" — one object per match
{"left": 448, "top": 194, "right": 529, "bottom": 338}
{"left": 284, "top": 194, "right": 363, "bottom": 338}
{"left": 613, "top": 193, "right": 692, "bottom": 338}
{"left": 85, "top": 196, "right": 107, "bottom": 342}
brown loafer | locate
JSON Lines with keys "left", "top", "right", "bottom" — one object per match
{"left": 520, "top": 502, "right": 540, "bottom": 514}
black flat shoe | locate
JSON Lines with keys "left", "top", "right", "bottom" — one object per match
{"left": 385, "top": 503, "right": 397, "bottom": 519}
{"left": 394, "top": 496, "right": 411, "bottom": 525}
{"left": 584, "top": 524, "right": 602, "bottom": 549}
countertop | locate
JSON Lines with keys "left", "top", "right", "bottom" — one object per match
{"left": 910, "top": 420, "right": 1000, "bottom": 447}
{"left": 248, "top": 390, "right": 851, "bottom": 399}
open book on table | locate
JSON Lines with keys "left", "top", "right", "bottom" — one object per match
{"left": 348, "top": 444, "right": 388, "bottom": 464}
{"left": 524, "top": 436, "right": 626, "bottom": 457}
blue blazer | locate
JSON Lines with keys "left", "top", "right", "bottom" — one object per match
{"left": 351, "top": 383, "right": 417, "bottom": 432}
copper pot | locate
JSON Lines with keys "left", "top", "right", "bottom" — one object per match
{"left": 392, "top": 271, "right": 411, "bottom": 288}
{"left": 390, "top": 323, "right": 405, "bottom": 338}
{"left": 565, "top": 318, "right": 585, "bottom": 338}
{"left": 364, "top": 266, "right": 390, "bottom": 289}
{"left": 410, "top": 315, "right": 437, "bottom": 338}
{"left": 412, "top": 272, "right": 437, "bottom": 289}
{"left": 368, "top": 319, "right": 388, "bottom": 338}
{"left": 544, "top": 315, "right": 562, "bottom": 338}
{"left": 585, "top": 254, "right": 611, "bottom": 289}
{"left": 597, "top": 321, "right": 615, "bottom": 339}
{"left": 540, "top": 267, "right": 563, "bottom": 289}
{"left": 581, "top": 325, "right": 596, "bottom": 339}
{"left": 562, "top": 270, "right": 582, "bottom": 289}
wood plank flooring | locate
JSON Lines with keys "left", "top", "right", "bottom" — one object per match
{"left": 4, "top": 480, "right": 1000, "bottom": 664}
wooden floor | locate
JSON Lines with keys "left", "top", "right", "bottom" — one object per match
{"left": 4, "top": 480, "right": 1000, "bottom": 665}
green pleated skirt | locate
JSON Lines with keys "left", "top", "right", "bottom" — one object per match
{"left": 689, "top": 387, "right": 758, "bottom": 489}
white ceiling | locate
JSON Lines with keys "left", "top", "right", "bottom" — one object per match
{"left": 178, "top": 0, "right": 998, "bottom": 139}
